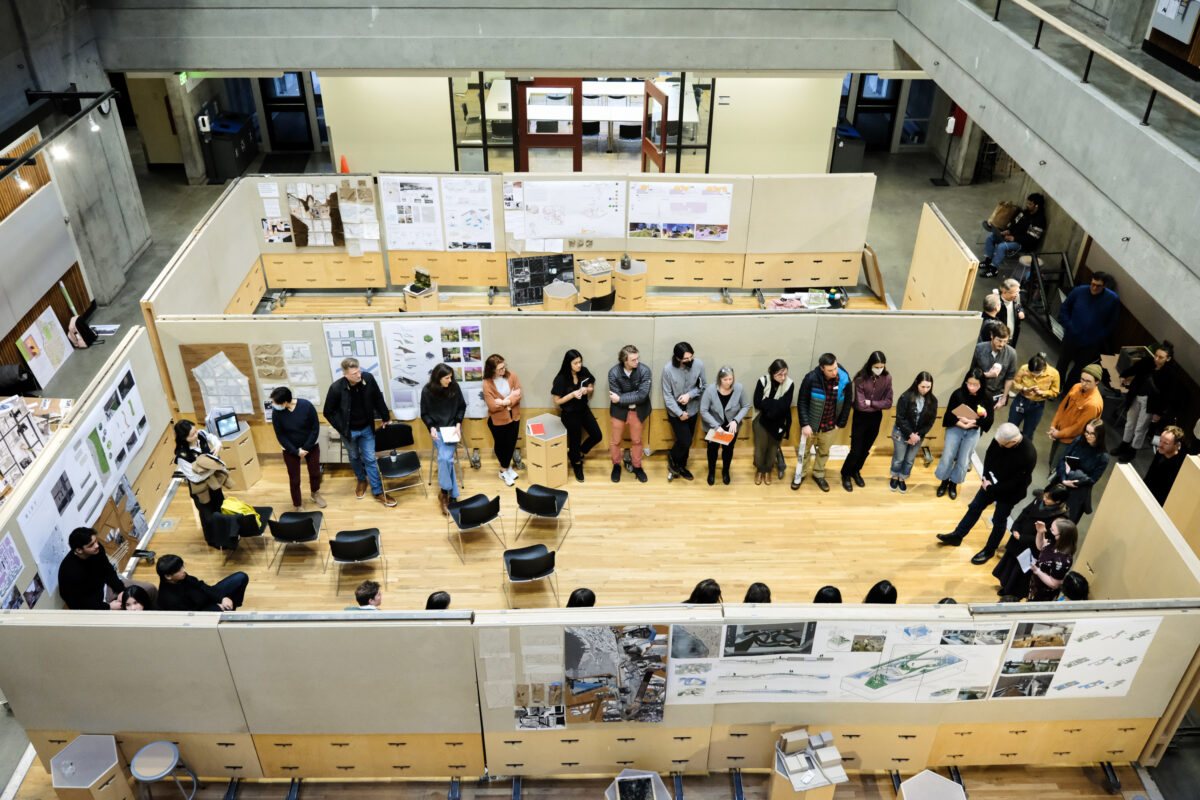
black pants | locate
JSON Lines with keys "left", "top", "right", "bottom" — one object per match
{"left": 668, "top": 414, "right": 698, "bottom": 467}
{"left": 841, "top": 410, "right": 882, "bottom": 478}
{"left": 563, "top": 410, "right": 602, "bottom": 465}
{"left": 488, "top": 419, "right": 520, "bottom": 469}
{"left": 1057, "top": 337, "right": 1101, "bottom": 388}
{"left": 211, "top": 572, "right": 250, "bottom": 609}
{"left": 707, "top": 440, "right": 734, "bottom": 472}
{"left": 951, "top": 487, "right": 1017, "bottom": 553}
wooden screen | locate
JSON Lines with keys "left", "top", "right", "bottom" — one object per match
{"left": 515, "top": 78, "right": 584, "bottom": 172}
{"left": 0, "top": 263, "right": 90, "bottom": 383}
{"left": 641, "top": 79, "right": 668, "bottom": 173}
{"left": 1, "top": 132, "right": 53, "bottom": 224}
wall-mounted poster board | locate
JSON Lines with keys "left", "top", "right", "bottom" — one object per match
{"left": 508, "top": 254, "right": 575, "bottom": 307}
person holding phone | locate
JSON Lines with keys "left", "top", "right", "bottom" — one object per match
{"left": 1028, "top": 518, "right": 1078, "bottom": 601}
{"left": 421, "top": 363, "right": 467, "bottom": 514}
{"left": 551, "top": 349, "right": 600, "bottom": 482}
{"left": 482, "top": 354, "right": 523, "bottom": 487}
{"left": 969, "top": 323, "right": 1017, "bottom": 410}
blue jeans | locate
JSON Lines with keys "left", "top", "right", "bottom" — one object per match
{"left": 889, "top": 426, "right": 922, "bottom": 479}
{"left": 346, "top": 426, "right": 383, "bottom": 495}
{"left": 984, "top": 233, "right": 1021, "bottom": 267}
{"left": 433, "top": 437, "right": 460, "bottom": 499}
{"left": 935, "top": 426, "right": 981, "bottom": 485}
{"left": 1007, "top": 395, "right": 1045, "bottom": 439}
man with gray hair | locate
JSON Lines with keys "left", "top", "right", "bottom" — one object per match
{"left": 937, "top": 422, "right": 1038, "bottom": 565}
{"left": 979, "top": 292, "right": 1003, "bottom": 342}
{"left": 996, "top": 279, "right": 1024, "bottom": 346}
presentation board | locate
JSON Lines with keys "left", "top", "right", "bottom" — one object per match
{"left": 507, "top": 254, "right": 575, "bottom": 307}
{"left": 0, "top": 183, "right": 82, "bottom": 339}
{"left": 379, "top": 318, "right": 487, "bottom": 419}
{"left": 745, "top": 174, "right": 875, "bottom": 254}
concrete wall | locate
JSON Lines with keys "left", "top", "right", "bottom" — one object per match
{"left": 709, "top": 77, "right": 841, "bottom": 174}
{"left": 319, "top": 75, "right": 454, "bottom": 174}
{"left": 1, "top": 0, "right": 151, "bottom": 305}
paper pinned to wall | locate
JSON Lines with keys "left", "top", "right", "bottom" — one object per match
{"left": 441, "top": 176, "right": 495, "bottom": 251}
{"left": 485, "top": 679, "right": 516, "bottom": 709}
{"left": 380, "top": 174, "right": 444, "bottom": 251}
{"left": 0, "top": 532, "right": 25, "bottom": 599}
{"left": 479, "top": 627, "right": 511, "bottom": 658}
{"left": 16, "top": 307, "right": 73, "bottom": 388}
{"left": 258, "top": 182, "right": 280, "bottom": 198}
{"left": 191, "top": 351, "right": 254, "bottom": 414}
{"left": 484, "top": 654, "right": 516, "bottom": 682}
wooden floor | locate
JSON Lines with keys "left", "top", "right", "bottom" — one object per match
{"left": 12, "top": 759, "right": 1149, "bottom": 799}
{"left": 134, "top": 448, "right": 1012, "bottom": 611}
{"left": 267, "top": 292, "right": 889, "bottom": 315}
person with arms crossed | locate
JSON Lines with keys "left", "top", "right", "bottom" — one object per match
{"left": 270, "top": 386, "right": 325, "bottom": 512}
{"left": 661, "top": 342, "right": 706, "bottom": 481}
{"left": 482, "top": 354, "right": 523, "bottom": 486}
{"left": 890, "top": 371, "right": 939, "bottom": 494}
{"left": 322, "top": 357, "right": 395, "bottom": 507}
{"left": 607, "top": 345, "right": 653, "bottom": 483}
{"left": 1057, "top": 271, "right": 1120, "bottom": 387}
{"left": 752, "top": 359, "right": 793, "bottom": 486}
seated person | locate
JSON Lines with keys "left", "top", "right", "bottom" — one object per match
{"left": 155, "top": 554, "right": 248, "bottom": 611}
{"left": 347, "top": 580, "right": 382, "bottom": 611}
{"left": 864, "top": 580, "right": 897, "bottom": 604}
{"left": 58, "top": 527, "right": 155, "bottom": 610}
{"left": 684, "top": 579, "right": 722, "bottom": 604}
{"left": 813, "top": 586, "right": 842, "bottom": 603}
{"left": 122, "top": 585, "right": 155, "bottom": 611}
{"left": 1060, "top": 571, "right": 1089, "bottom": 601}
{"left": 425, "top": 590, "right": 451, "bottom": 610}
{"left": 566, "top": 588, "right": 596, "bottom": 608}
{"left": 743, "top": 582, "right": 771, "bottom": 603}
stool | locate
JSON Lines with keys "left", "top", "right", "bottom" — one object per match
{"left": 131, "top": 741, "right": 199, "bottom": 800}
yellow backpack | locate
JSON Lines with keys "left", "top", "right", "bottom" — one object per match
{"left": 220, "top": 497, "right": 261, "bottom": 528}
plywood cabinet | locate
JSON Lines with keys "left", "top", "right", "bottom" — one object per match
{"left": 115, "top": 732, "right": 263, "bottom": 779}
{"left": 826, "top": 724, "right": 935, "bottom": 771}
{"left": 262, "top": 253, "right": 384, "bottom": 289}
{"left": 743, "top": 252, "right": 859, "bottom": 289}
{"left": 636, "top": 253, "right": 744, "bottom": 287}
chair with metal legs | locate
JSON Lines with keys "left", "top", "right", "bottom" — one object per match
{"left": 514, "top": 485, "right": 572, "bottom": 549}
{"left": 446, "top": 494, "right": 505, "bottom": 563}
{"left": 502, "top": 544, "right": 560, "bottom": 608}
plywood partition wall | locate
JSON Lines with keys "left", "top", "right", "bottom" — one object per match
{"left": 902, "top": 203, "right": 978, "bottom": 311}
{"left": 1164, "top": 456, "right": 1200, "bottom": 556}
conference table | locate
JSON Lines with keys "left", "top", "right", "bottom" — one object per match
{"left": 483, "top": 80, "right": 700, "bottom": 152}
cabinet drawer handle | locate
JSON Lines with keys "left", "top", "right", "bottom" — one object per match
{"left": 842, "top": 734, "right": 861, "bottom": 740}
{"left": 561, "top": 762, "right": 579, "bottom": 767}
{"left": 223, "top": 765, "right": 243, "bottom": 771}
{"left": 617, "top": 760, "right": 634, "bottom": 766}
{"left": 953, "top": 732, "right": 973, "bottom": 737}
{"left": 1107, "top": 749, "right": 1126, "bottom": 755}
{"left": 392, "top": 765, "right": 411, "bottom": 770}
{"left": 726, "top": 756, "right": 744, "bottom": 762}
{"left": 890, "top": 758, "right": 909, "bottom": 763}
{"left": 273, "top": 743, "right": 293, "bottom": 748}
{"left": 783, "top": 260, "right": 795, "bottom": 265}
{"left": 444, "top": 741, "right": 464, "bottom": 747}
{"left": 812, "top": 259, "right": 823, "bottom": 263}
{"left": 1064, "top": 728, "right": 1082, "bottom": 733}
{"left": 243, "top": 458, "right": 255, "bottom": 467}
{"left": 505, "top": 763, "right": 524, "bottom": 769}
{"left": 729, "top": 733, "right": 749, "bottom": 739}
{"left": 99, "top": 777, "right": 114, "bottom": 791}
{"left": 671, "top": 759, "right": 689, "bottom": 765}
{"left": 502, "top": 740, "right": 521, "bottom": 746}
{"left": 280, "top": 766, "right": 299, "bottom": 771}
{"left": 617, "top": 737, "right": 636, "bottom": 743}
{"left": 1008, "top": 729, "right": 1027, "bottom": 735}
{"left": 944, "top": 754, "right": 963, "bottom": 760}
{"left": 330, "top": 742, "right": 350, "bottom": 748}
{"left": 1118, "top": 727, "right": 1136, "bottom": 732}
{"left": 1001, "top": 752, "right": 1018, "bottom": 758}
{"left": 560, "top": 738, "right": 579, "bottom": 745}
{"left": 448, "top": 764, "right": 467, "bottom": 770}
{"left": 672, "top": 736, "right": 692, "bottom": 742}
{"left": 336, "top": 765, "right": 355, "bottom": 771}
{"left": 216, "top": 742, "right": 236, "bottom": 748}
{"left": 898, "top": 734, "right": 916, "bottom": 740}
{"left": 388, "top": 742, "right": 407, "bottom": 747}
{"left": 1053, "top": 751, "right": 1071, "bottom": 756}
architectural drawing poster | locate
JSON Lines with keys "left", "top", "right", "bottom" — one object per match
{"left": 564, "top": 625, "right": 669, "bottom": 724}
{"left": 0, "top": 532, "right": 24, "bottom": 600}
{"left": 379, "top": 175, "right": 444, "bottom": 251}
{"left": 16, "top": 307, "right": 73, "bottom": 388}
{"left": 323, "top": 323, "right": 381, "bottom": 381}
{"left": 522, "top": 180, "right": 626, "bottom": 239}
{"left": 286, "top": 181, "right": 342, "bottom": 247}
{"left": 378, "top": 319, "right": 486, "bottom": 420}
{"left": 627, "top": 182, "right": 733, "bottom": 241}
{"left": 0, "top": 396, "right": 50, "bottom": 509}
{"left": 441, "top": 176, "right": 494, "bottom": 251}
{"left": 667, "top": 621, "right": 1011, "bottom": 705}
{"left": 338, "top": 176, "right": 380, "bottom": 255}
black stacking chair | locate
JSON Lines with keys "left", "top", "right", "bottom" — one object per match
{"left": 514, "top": 485, "right": 572, "bottom": 548}
{"left": 266, "top": 511, "right": 323, "bottom": 574}
{"left": 446, "top": 494, "right": 505, "bottom": 564}
{"left": 326, "top": 528, "right": 386, "bottom": 595}
{"left": 502, "top": 544, "right": 559, "bottom": 608}
{"left": 374, "top": 423, "right": 426, "bottom": 501}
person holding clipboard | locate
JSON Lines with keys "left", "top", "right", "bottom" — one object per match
{"left": 934, "top": 368, "right": 993, "bottom": 500}
{"left": 700, "top": 366, "right": 750, "bottom": 485}
{"left": 551, "top": 349, "right": 600, "bottom": 482}
{"left": 421, "top": 363, "right": 467, "bottom": 514}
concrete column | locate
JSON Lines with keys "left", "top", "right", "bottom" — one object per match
{"left": 1105, "top": 0, "right": 1155, "bottom": 48}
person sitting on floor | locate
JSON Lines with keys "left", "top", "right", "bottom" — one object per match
{"left": 743, "top": 582, "right": 771, "bottom": 603}
{"left": 685, "top": 579, "right": 722, "bottom": 604}
{"left": 346, "top": 580, "right": 382, "bottom": 611}
{"left": 864, "top": 580, "right": 897, "bottom": 604}
{"left": 58, "top": 527, "right": 155, "bottom": 610}
{"left": 155, "top": 554, "right": 248, "bottom": 612}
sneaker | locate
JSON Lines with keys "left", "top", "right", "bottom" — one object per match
{"left": 889, "top": 477, "right": 899, "bottom": 491}
{"left": 898, "top": 480, "right": 907, "bottom": 494}
{"left": 633, "top": 467, "right": 648, "bottom": 483}
{"left": 852, "top": 473, "right": 865, "bottom": 488}
{"left": 573, "top": 462, "right": 585, "bottom": 482}
{"left": 310, "top": 491, "right": 327, "bottom": 508}
{"left": 611, "top": 464, "right": 622, "bottom": 482}
{"left": 374, "top": 493, "right": 397, "bottom": 508}
{"left": 500, "top": 470, "right": 515, "bottom": 487}
{"left": 678, "top": 465, "right": 694, "bottom": 481}
{"left": 293, "top": 505, "right": 303, "bottom": 513}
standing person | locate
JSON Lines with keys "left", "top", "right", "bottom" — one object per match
{"left": 752, "top": 360, "right": 793, "bottom": 485}
{"left": 934, "top": 369, "right": 993, "bottom": 500}
{"left": 996, "top": 279, "right": 1025, "bottom": 347}
{"left": 980, "top": 192, "right": 1046, "bottom": 278}
{"left": 482, "top": 354, "right": 523, "bottom": 486}
{"left": 1047, "top": 364, "right": 1105, "bottom": 468}
{"left": 700, "top": 365, "right": 750, "bottom": 485}
{"left": 155, "top": 554, "right": 249, "bottom": 612}
{"left": 269, "top": 386, "right": 325, "bottom": 512}
{"left": 1007, "top": 353, "right": 1060, "bottom": 439}
{"left": 979, "top": 293, "right": 1003, "bottom": 342}
{"left": 1144, "top": 425, "right": 1187, "bottom": 506}
{"left": 992, "top": 485, "right": 1071, "bottom": 599}
{"left": 421, "top": 363, "right": 468, "bottom": 514}
{"left": 661, "top": 342, "right": 707, "bottom": 481}
{"left": 792, "top": 353, "right": 852, "bottom": 493}
{"left": 971, "top": 324, "right": 1017, "bottom": 411}
{"left": 1057, "top": 272, "right": 1120, "bottom": 387}
{"left": 1028, "top": 519, "right": 1078, "bottom": 602}
{"left": 889, "top": 372, "right": 938, "bottom": 493}
{"left": 1053, "top": 418, "right": 1109, "bottom": 522}
{"left": 174, "top": 419, "right": 228, "bottom": 509}
{"left": 1114, "top": 341, "right": 1178, "bottom": 464}
{"left": 551, "top": 349, "right": 600, "bottom": 483}
{"left": 607, "top": 345, "right": 653, "bottom": 483}
{"left": 841, "top": 351, "right": 893, "bottom": 492}
{"left": 937, "top": 423, "right": 1038, "bottom": 564}
{"left": 322, "top": 357, "right": 396, "bottom": 507}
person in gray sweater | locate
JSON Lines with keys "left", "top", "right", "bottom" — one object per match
{"left": 608, "top": 344, "right": 653, "bottom": 483}
{"left": 700, "top": 366, "right": 750, "bottom": 485}
{"left": 662, "top": 341, "right": 707, "bottom": 481}
{"left": 970, "top": 324, "right": 1017, "bottom": 410}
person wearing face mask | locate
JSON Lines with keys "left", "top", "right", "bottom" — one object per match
{"left": 270, "top": 385, "right": 325, "bottom": 512}
{"left": 661, "top": 342, "right": 707, "bottom": 481}
{"left": 841, "top": 351, "right": 893, "bottom": 492}
{"left": 991, "top": 484, "right": 1070, "bottom": 598}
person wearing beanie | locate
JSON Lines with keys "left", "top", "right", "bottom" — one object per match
{"left": 1047, "top": 364, "right": 1104, "bottom": 467}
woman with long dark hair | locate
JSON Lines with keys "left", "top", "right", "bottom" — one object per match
{"left": 174, "top": 419, "right": 227, "bottom": 508}
{"left": 841, "top": 350, "right": 893, "bottom": 491}
{"left": 934, "top": 367, "right": 992, "bottom": 500}
{"left": 751, "top": 359, "right": 793, "bottom": 485}
{"left": 551, "top": 349, "right": 601, "bottom": 482}
{"left": 482, "top": 354, "right": 523, "bottom": 487}
{"left": 889, "top": 372, "right": 938, "bottom": 493}
{"left": 421, "top": 363, "right": 467, "bottom": 514}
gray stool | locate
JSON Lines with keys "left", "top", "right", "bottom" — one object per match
{"left": 131, "top": 741, "right": 198, "bottom": 799}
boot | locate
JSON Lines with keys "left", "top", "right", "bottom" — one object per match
{"left": 948, "top": 482, "right": 958, "bottom": 500}
{"left": 707, "top": 464, "right": 716, "bottom": 486}
{"left": 438, "top": 489, "right": 450, "bottom": 515}
{"left": 936, "top": 479, "right": 948, "bottom": 498}
{"left": 722, "top": 465, "right": 731, "bottom": 485}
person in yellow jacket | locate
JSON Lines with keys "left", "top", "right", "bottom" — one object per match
{"left": 1007, "top": 353, "right": 1060, "bottom": 438}
{"left": 1047, "top": 364, "right": 1104, "bottom": 467}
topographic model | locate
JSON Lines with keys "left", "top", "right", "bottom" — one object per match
{"left": 842, "top": 648, "right": 966, "bottom": 699}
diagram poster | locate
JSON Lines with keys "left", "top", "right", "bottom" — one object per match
{"left": 992, "top": 617, "right": 1161, "bottom": 699}
{"left": 16, "top": 307, "right": 73, "bottom": 388}
{"left": 667, "top": 620, "right": 1010, "bottom": 705}
{"left": 564, "top": 625, "right": 669, "bottom": 724}
{"left": 627, "top": 182, "right": 733, "bottom": 241}
{"left": 522, "top": 180, "right": 626, "bottom": 239}
{"left": 0, "top": 532, "right": 24, "bottom": 600}
{"left": 323, "top": 323, "right": 380, "bottom": 382}
{"left": 378, "top": 319, "right": 486, "bottom": 420}
{"left": 0, "top": 396, "right": 50, "bottom": 509}
{"left": 286, "top": 181, "right": 342, "bottom": 247}
{"left": 379, "top": 175, "right": 444, "bottom": 251}
{"left": 441, "top": 176, "right": 495, "bottom": 251}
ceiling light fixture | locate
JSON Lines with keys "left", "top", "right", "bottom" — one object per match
{"left": 51, "top": 144, "right": 69, "bottom": 160}
{"left": 88, "top": 113, "right": 100, "bottom": 132}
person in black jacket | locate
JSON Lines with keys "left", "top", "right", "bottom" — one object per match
{"left": 57, "top": 527, "right": 154, "bottom": 610}
{"left": 1114, "top": 342, "right": 1180, "bottom": 464}
{"left": 992, "top": 484, "right": 1070, "bottom": 599}
{"left": 982, "top": 192, "right": 1046, "bottom": 277}
{"left": 1144, "top": 426, "right": 1186, "bottom": 506}
{"left": 607, "top": 345, "right": 653, "bottom": 483}
{"left": 934, "top": 369, "right": 993, "bottom": 500}
{"left": 751, "top": 359, "right": 794, "bottom": 485}
{"left": 421, "top": 363, "right": 468, "bottom": 514}
{"left": 155, "top": 554, "right": 248, "bottom": 612}
{"left": 937, "top": 422, "right": 1038, "bottom": 565}
{"left": 1053, "top": 417, "right": 1109, "bottom": 521}
{"left": 551, "top": 349, "right": 601, "bottom": 483}
{"left": 270, "top": 386, "right": 325, "bottom": 512}
{"left": 888, "top": 372, "right": 938, "bottom": 493}
{"left": 322, "top": 357, "right": 395, "bottom": 507}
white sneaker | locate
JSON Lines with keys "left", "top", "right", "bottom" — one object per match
{"left": 500, "top": 470, "right": 515, "bottom": 486}
{"left": 505, "top": 468, "right": 519, "bottom": 481}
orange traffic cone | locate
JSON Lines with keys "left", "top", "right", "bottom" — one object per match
{"left": 339, "top": 155, "right": 350, "bottom": 173}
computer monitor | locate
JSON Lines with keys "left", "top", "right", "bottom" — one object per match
{"left": 214, "top": 412, "right": 240, "bottom": 438}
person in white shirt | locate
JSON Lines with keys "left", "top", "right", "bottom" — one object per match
{"left": 347, "top": 580, "right": 382, "bottom": 611}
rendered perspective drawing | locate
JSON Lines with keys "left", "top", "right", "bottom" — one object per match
{"left": 841, "top": 648, "right": 966, "bottom": 699}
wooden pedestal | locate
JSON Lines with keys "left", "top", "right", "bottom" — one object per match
{"left": 577, "top": 270, "right": 613, "bottom": 299}
{"left": 524, "top": 414, "right": 568, "bottom": 488}
{"left": 222, "top": 422, "right": 261, "bottom": 491}
{"left": 403, "top": 283, "right": 440, "bottom": 311}
{"left": 767, "top": 772, "right": 835, "bottom": 800}
{"left": 541, "top": 281, "right": 578, "bottom": 311}
{"left": 613, "top": 260, "right": 647, "bottom": 311}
